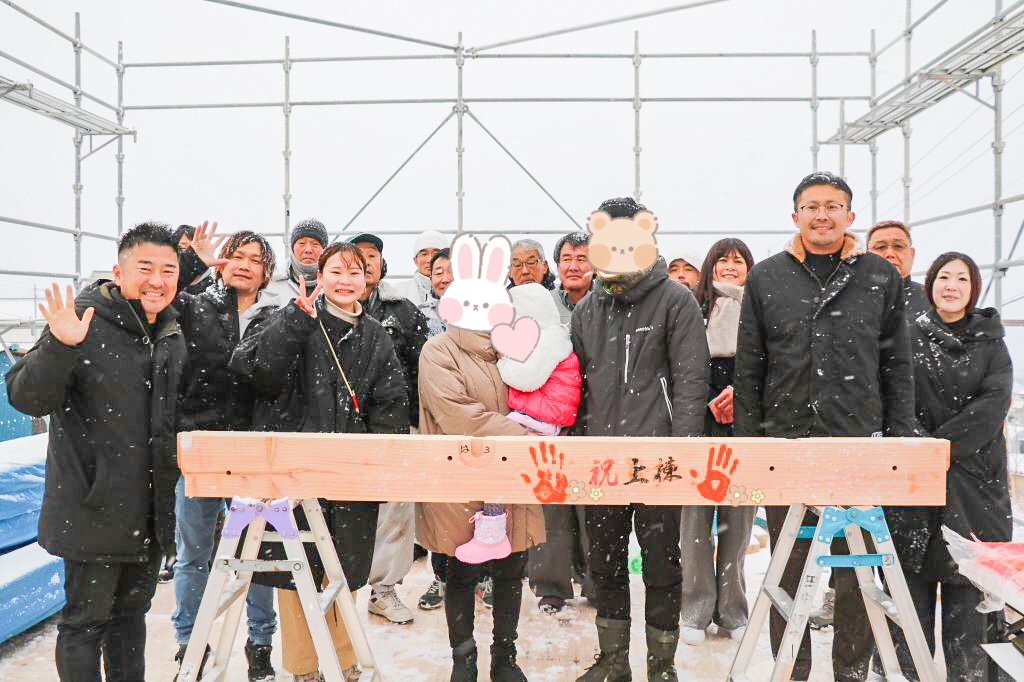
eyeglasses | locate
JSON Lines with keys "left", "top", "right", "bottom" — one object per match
{"left": 798, "top": 202, "right": 847, "bottom": 216}
{"left": 511, "top": 257, "right": 541, "bottom": 269}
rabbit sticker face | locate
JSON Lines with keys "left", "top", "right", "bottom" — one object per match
{"left": 439, "top": 235, "right": 516, "bottom": 332}
{"left": 438, "top": 234, "right": 540, "bottom": 361}
{"left": 586, "top": 209, "right": 659, "bottom": 275}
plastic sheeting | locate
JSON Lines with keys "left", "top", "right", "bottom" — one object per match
{"left": 0, "top": 434, "right": 46, "bottom": 552}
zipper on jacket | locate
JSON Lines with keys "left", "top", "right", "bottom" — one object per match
{"left": 125, "top": 304, "right": 154, "bottom": 356}
{"left": 659, "top": 376, "right": 673, "bottom": 421}
{"left": 623, "top": 333, "right": 631, "bottom": 384}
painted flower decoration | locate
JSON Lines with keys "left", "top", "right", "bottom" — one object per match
{"left": 564, "top": 479, "right": 586, "bottom": 502}
{"left": 727, "top": 484, "right": 748, "bottom": 506}
{"left": 589, "top": 486, "right": 604, "bottom": 502}
{"left": 750, "top": 489, "right": 765, "bottom": 505}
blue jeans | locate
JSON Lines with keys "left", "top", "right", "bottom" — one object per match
{"left": 171, "top": 477, "right": 277, "bottom": 646}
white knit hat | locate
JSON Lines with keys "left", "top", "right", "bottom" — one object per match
{"left": 509, "top": 283, "right": 561, "bottom": 330}
{"left": 413, "top": 230, "right": 450, "bottom": 254}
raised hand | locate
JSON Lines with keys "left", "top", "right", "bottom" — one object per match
{"left": 190, "top": 220, "right": 229, "bottom": 268}
{"left": 293, "top": 275, "right": 323, "bottom": 317}
{"left": 39, "top": 284, "right": 94, "bottom": 347}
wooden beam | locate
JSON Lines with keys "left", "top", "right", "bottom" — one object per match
{"left": 178, "top": 432, "right": 949, "bottom": 506}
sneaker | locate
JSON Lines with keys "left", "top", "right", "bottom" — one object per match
{"left": 679, "top": 625, "right": 706, "bottom": 646}
{"left": 343, "top": 665, "right": 361, "bottom": 681}
{"left": 538, "top": 595, "right": 565, "bottom": 614}
{"left": 475, "top": 575, "right": 494, "bottom": 609}
{"left": 173, "top": 643, "right": 211, "bottom": 681}
{"left": 418, "top": 578, "right": 446, "bottom": 610}
{"left": 368, "top": 585, "right": 414, "bottom": 624}
{"left": 293, "top": 673, "right": 323, "bottom": 682}
{"left": 809, "top": 588, "right": 835, "bottom": 630}
{"left": 244, "top": 639, "right": 275, "bottom": 682}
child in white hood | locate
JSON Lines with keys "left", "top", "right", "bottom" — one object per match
{"left": 453, "top": 283, "right": 582, "bottom": 566}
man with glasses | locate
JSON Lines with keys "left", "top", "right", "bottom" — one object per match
{"left": 509, "top": 239, "right": 556, "bottom": 289}
{"left": 867, "top": 220, "right": 930, "bottom": 320}
{"left": 734, "top": 171, "right": 916, "bottom": 681}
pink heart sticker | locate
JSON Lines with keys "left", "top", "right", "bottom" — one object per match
{"left": 491, "top": 317, "right": 540, "bottom": 363}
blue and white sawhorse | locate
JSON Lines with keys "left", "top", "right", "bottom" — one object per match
{"left": 175, "top": 497, "right": 381, "bottom": 682}
{"left": 729, "top": 504, "right": 942, "bottom": 682}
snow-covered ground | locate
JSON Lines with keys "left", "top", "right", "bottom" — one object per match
{"left": 1, "top": 511, "right": 1022, "bottom": 681}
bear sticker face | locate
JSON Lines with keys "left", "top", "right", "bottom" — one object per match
{"left": 585, "top": 210, "right": 659, "bottom": 275}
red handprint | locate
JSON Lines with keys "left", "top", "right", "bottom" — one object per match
{"left": 520, "top": 441, "right": 568, "bottom": 503}
{"left": 689, "top": 444, "right": 739, "bottom": 503}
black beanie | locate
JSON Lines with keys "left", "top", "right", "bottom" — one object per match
{"left": 291, "top": 219, "right": 328, "bottom": 248}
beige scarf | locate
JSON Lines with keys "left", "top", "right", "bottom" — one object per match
{"left": 324, "top": 297, "right": 362, "bottom": 326}
{"left": 706, "top": 281, "right": 743, "bottom": 358}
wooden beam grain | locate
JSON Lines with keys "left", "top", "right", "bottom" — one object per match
{"left": 178, "top": 432, "right": 950, "bottom": 506}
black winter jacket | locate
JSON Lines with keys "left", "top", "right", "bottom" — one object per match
{"left": 888, "top": 308, "right": 1013, "bottom": 575}
{"left": 905, "top": 279, "right": 930, "bottom": 322}
{"left": 734, "top": 234, "right": 917, "bottom": 438}
{"left": 229, "top": 299, "right": 410, "bottom": 587}
{"left": 6, "top": 282, "right": 185, "bottom": 562}
{"left": 571, "top": 258, "right": 709, "bottom": 438}
{"left": 365, "top": 282, "right": 427, "bottom": 428}
{"left": 177, "top": 285, "right": 279, "bottom": 432}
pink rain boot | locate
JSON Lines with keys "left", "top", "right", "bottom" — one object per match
{"left": 454, "top": 511, "right": 512, "bottom": 564}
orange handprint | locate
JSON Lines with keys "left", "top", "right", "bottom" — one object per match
{"left": 520, "top": 441, "right": 568, "bottom": 503}
{"left": 689, "top": 444, "right": 739, "bottom": 503}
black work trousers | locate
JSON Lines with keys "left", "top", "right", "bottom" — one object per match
{"left": 586, "top": 504, "right": 682, "bottom": 632}
{"left": 56, "top": 545, "right": 162, "bottom": 682}
{"left": 765, "top": 505, "right": 874, "bottom": 681}
{"left": 445, "top": 551, "right": 528, "bottom": 649}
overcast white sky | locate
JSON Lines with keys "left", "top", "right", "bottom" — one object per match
{"left": 1, "top": 0, "right": 1022, "bottom": 377}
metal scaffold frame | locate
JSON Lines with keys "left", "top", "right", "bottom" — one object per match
{"left": 2, "top": 0, "right": 1024, "bottom": 326}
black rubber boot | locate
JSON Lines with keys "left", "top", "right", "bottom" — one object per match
{"left": 172, "top": 643, "right": 211, "bottom": 682}
{"left": 490, "top": 635, "right": 528, "bottom": 681}
{"left": 450, "top": 639, "right": 478, "bottom": 682}
{"left": 576, "top": 617, "right": 631, "bottom": 681}
{"left": 644, "top": 625, "right": 679, "bottom": 682}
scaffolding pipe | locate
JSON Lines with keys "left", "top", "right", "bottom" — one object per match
{"left": 908, "top": 191, "right": 1024, "bottom": 227}
{"left": 73, "top": 12, "right": 83, "bottom": 292}
{"left": 470, "top": 0, "right": 732, "bottom": 52}
{"left": 0, "top": 0, "right": 119, "bottom": 69}
{"left": 268, "top": 228, "right": 802, "bottom": 237}
{"left": 839, "top": 98, "right": 846, "bottom": 175}
{"left": 203, "top": 0, "right": 455, "bottom": 50}
{"left": 456, "top": 33, "right": 465, "bottom": 234}
{"left": 994, "top": 67, "right": 1005, "bottom": 310}
{"left": 116, "top": 41, "right": 125, "bottom": 235}
{"left": 633, "top": 31, "right": 642, "bottom": 203}
{"left": 902, "top": 0, "right": 913, "bottom": 224}
{"left": 465, "top": 110, "right": 581, "bottom": 230}
{"left": 337, "top": 111, "right": 456, "bottom": 238}
{"left": 0, "top": 215, "right": 118, "bottom": 241}
{"left": 869, "top": 30, "right": 878, "bottom": 222}
{"left": 0, "top": 48, "right": 119, "bottom": 112}
{"left": 811, "top": 30, "right": 819, "bottom": 169}
{"left": 122, "top": 50, "right": 874, "bottom": 69}
{"left": 0, "top": 269, "right": 80, "bottom": 279}
{"left": 872, "top": 0, "right": 954, "bottom": 58}
{"left": 283, "top": 36, "right": 292, "bottom": 252}
{"left": 124, "top": 95, "right": 869, "bottom": 112}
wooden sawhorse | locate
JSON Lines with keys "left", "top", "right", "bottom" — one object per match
{"left": 175, "top": 497, "right": 380, "bottom": 682}
{"left": 729, "top": 503, "right": 941, "bottom": 682}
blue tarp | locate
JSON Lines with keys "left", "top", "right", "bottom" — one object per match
{"left": 0, "top": 542, "right": 64, "bottom": 643}
{"left": 0, "top": 353, "right": 32, "bottom": 443}
{"left": 0, "top": 434, "right": 46, "bottom": 552}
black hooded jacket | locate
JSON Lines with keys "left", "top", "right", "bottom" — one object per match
{"left": 734, "top": 234, "right": 917, "bottom": 438}
{"left": 571, "top": 258, "right": 709, "bottom": 438}
{"left": 6, "top": 282, "right": 185, "bottom": 562}
{"left": 229, "top": 299, "right": 410, "bottom": 587}
{"left": 364, "top": 282, "right": 427, "bottom": 428}
{"left": 888, "top": 308, "right": 1014, "bottom": 575}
